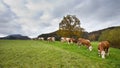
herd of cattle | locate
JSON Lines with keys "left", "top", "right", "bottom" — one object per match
{"left": 32, "top": 37, "right": 110, "bottom": 59}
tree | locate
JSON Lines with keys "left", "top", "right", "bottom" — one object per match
{"left": 57, "top": 15, "right": 84, "bottom": 38}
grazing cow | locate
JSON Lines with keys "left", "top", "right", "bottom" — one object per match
{"left": 47, "top": 37, "right": 55, "bottom": 42}
{"left": 38, "top": 37, "right": 44, "bottom": 41}
{"left": 61, "top": 37, "right": 77, "bottom": 44}
{"left": 77, "top": 38, "right": 92, "bottom": 51}
{"left": 98, "top": 41, "right": 110, "bottom": 59}
{"left": 61, "top": 37, "right": 70, "bottom": 44}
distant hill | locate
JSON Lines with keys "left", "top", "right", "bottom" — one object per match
{"left": 0, "top": 34, "right": 30, "bottom": 40}
{"left": 38, "top": 26, "right": 120, "bottom": 41}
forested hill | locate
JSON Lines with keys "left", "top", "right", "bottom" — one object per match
{"left": 88, "top": 26, "right": 120, "bottom": 41}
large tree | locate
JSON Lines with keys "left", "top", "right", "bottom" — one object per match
{"left": 57, "top": 15, "right": 84, "bottom": 38}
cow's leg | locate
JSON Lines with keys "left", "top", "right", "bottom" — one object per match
{"left": 89, "top": 46, "right": 92, "bottom": 51}
{"left": 67, "top": 41, "right": 70, "bottom": 45}
{"left": 69, "top": 40, "right": 73, "bottom": 45}
{"left": 98, "top": 50, "right": 101, "bottom": 56}
{"left": 71, "top": 40, "right": 73, "bottom": 44}
{"left": 101, "top": 51, "right": 105, "bottom": 59}
{"left": 77, "top": 42, "right": 81, "bottom": 48}
{"left": 106, "top": 48, "right": 109, "bottom": 56}
{"left": 76, "top": 42, "right": 79, "bottom": 46}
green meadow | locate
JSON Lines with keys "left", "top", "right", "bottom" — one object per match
{"left": 0, "top": 40, "right": 120, "bottom": 68}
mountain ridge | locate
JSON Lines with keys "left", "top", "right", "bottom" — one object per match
{"left": 0, "top": 34, "right": 30, "bottom": 40}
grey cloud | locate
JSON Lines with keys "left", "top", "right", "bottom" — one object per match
{"left": 0, "top": 1, "right": 22, "bottom": 35}
{"left": 39, "top": 22, "right": 52, "bottom": 28}
{"left": 74, "top": 0, "right": 120, "bottom": 22}
{"left": 0, "top": 22, "right": 22, "bottom": 35}
{"left": 0, "top": 1, "right": 17, "bottom": 23}
{"left": 0, "top": 10, "right": 17, "bottom": 23}
{"left": 32, "top": 11, "right": 43, "bottom": 20}
{"left": 95, "top": 0, "right": 120, "bottom": 22}
{"left": 52, "top": 0, "right": 83, "bottom": 18}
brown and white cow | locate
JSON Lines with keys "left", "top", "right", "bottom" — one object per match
{"left": 38, "top": 37, "right": 44, "bottom": 41}
{"left": 61, "top": 37, "right": 77, "bottom": 44}
{"left": 77, "top": 38, "right": 93, "bottom": 51}
{"left": 47, "top": 37, "right": 55, "bottom": 42}
{"left": 61, "top": 37, "right": 70, "bottom": 44}
{"left": 98, "top": 41, "right": 110, "bottom": 59}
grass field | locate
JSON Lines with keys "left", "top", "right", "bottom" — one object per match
{"left": 0, "top": 40, "right": 120, "bottom": 68}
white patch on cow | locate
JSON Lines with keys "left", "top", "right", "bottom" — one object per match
{"left": 47, "top": 37, "right": 50, "bottom": 40}
{"left": 101, "top": 51, "right": 105, "bottom": 59}
{"left": 87, "top": 40, "right": 90, "bottom": 42}
{"left": 61, "top": 37, "right": 64, "bottom": 42}
{"left": 52, "top": 37, "right": 55, "bottom": 41}
{"left": 89, "top": 46, "right": 93, "bottom": 51}
{"left": 66, "top": 38, "right": 70, "bottom": 44}
{"left": 66, "top": 38, "right": 70, "bottom": 41}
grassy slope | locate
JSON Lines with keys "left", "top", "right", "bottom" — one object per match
{"left": 0, "top": 40, "right": 120, "bottom": 68}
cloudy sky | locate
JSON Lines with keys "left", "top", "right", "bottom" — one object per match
{"left": 0, "top": 0, "right": 120, "bottom": 38}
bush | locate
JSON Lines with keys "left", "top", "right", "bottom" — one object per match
{"left": 99, "top": 28, "right": 120, "bottom": 49}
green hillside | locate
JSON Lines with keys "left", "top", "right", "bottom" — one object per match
{"left": 0, "top": 40, "right": 120, "bottom": 68}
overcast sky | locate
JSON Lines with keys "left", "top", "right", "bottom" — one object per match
{"left": 0, "top": 0, "right": 120, "bottom": 38}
